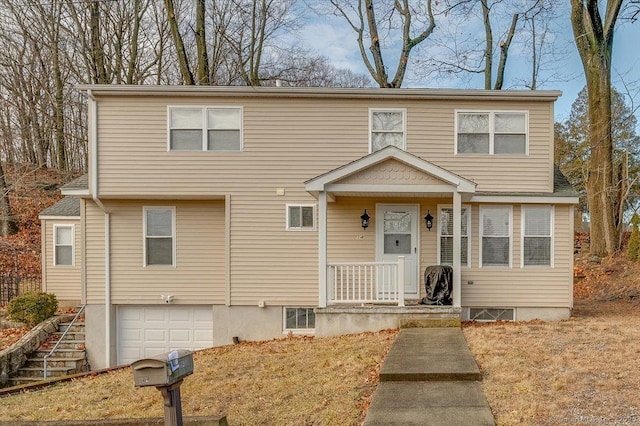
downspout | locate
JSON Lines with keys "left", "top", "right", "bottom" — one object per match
{"left": 87, "top": 89, "right": 112, "bottom": 368}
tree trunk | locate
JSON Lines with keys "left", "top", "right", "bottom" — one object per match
{"left": 493, "top": 13, "right": 518, "bottom": 90}
{"left": 570, "top": 0, "right": 623, "bottom": 256}
{"left": 0, "top": 161, "right": 18, "bottom": 236}
{"left": 165, "top": 0, "right": 195, "bottom": 85}
{"left": 195, "top": 0, "right": 209, "bottom": 85}
{"left": 481, "top": 0, "right": 493, "bottom": 90}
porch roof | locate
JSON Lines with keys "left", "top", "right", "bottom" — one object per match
{"left": 305, "top": 146, "right": 477, "bottom": 198}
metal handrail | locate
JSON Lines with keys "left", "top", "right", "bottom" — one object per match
{"left": 44, "top": 304, "right": 86, "bottom": 380}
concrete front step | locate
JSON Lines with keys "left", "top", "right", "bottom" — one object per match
{"left": 379, "top": 328, "right": 482, "bottom": 382}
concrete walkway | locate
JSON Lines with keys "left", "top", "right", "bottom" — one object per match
{"left": 364, "top": 328, "right": 495, "bottom": 426}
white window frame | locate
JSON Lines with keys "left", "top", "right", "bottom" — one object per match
{"left": 369, "top": 108, "right": 407, "bottom": 153}
{"left": 53, "top": 224, "right": 75, "bottom": 267}
{"left": 167, "top": 106, "right": 243, "bottom": 152}
{"left": 286, "top": 204, "right": 316, "bottom": 231}
{"left": 437, "top": 204, "right": 471, "bottom": 268}
{"left": 479, "top": 205, "right": 513, "bottom": 268}
{"left": 283, "top": 307, "right": 316, "bottom": 334}
{"left": 455, "top": 110, "right": 529, "bottom": 155}
{"left": 143, "top": 206, "right": 176, "bottom": 267}
{"left": 521, "top": 205, "right": 554, "bottom": 268}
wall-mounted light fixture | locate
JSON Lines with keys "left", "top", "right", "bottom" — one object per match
{"left": 424, "top": 210, "right": 434, "bottom": 231}
{"left": 360, "top": 209, "right": 371, "bottom": 230}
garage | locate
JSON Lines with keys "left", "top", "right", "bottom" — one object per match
{"left": 117, "top": 305, "right": 213, "bottom": 365}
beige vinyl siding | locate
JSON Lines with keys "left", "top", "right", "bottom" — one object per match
{"left": 84, "top": 200, "right": 225, "bottom": 304}
{"left": 230, "top": 194, "right": 318, "bottom": 306}
{"left": 461, "top": 204, "right": 573, "bottom": 307}
{"left": 85, "top": 201, "right": 106, "bottom": 303}
{"left": 41, "top": 218, "right": 81, "bottom": 301}
{"left": 94, "top": 96, "right": 553, "bottom": 198}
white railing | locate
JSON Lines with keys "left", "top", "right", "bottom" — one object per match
{"left": 327, "top": 257, "right": 405, "bottom": 306}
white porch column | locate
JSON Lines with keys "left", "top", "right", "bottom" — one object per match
{"left": 452, "top": 191, "right": 462, "bottom": 308}
{"left": 318, "top": 191, "right": 328, "bottom": 308}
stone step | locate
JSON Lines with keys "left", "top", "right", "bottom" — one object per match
{"left": 53, "top": 331, "right": 86, "bottom": 340}
{"left": 32, "top": 348, "right": 86, "bottom": 359}
{"left": 25, "top": 356, "right": 86, "bottom": 369}
{"left": 40, "top": 339, "right": 85, "bottom": 351}
{"left": 15, "top": 366, "right": 76, "bottom": 379}
{"left": 58, "top": 322, "right": 85, "bottom": 333}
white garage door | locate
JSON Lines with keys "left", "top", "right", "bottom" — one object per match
{"left": 117, "top": 305, "right": 213, "bottom": 365}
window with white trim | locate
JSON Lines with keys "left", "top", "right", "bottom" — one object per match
{"left": 522, "top": 206, "right": 553, "bottom": 266}
{"left": 169, "top": 107, "right": 242, "bottom": 151}
{"left": 284, "top": 307, "right": 315, "bottom": 331}
{"left": 54, "top": 225, "right": 74, "bottom": 266}
{"left": 370, "top": 109, "right": 406, "bottom": 152}
{"left": 286, "top": 205, "right": 315, "bottom": 230}
{"left": 144, "top": 207, "right": 175, "bottom": 266}
{"left": 480, "top": 206, "right": 511, "bottom": 267}
{"left": 456, "top": 111, "right": 527, "bottom": 155}
{"left": 438, "top": 206, "right": 470, "bottom": 267}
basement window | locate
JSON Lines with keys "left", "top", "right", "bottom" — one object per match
{"left": 469, "top": 308, "right": 514, "bottom": 322}
{"left": 284, "top": 307, "right": 315, "bottom": 333}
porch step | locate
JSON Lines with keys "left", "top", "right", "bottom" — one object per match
{"left": 399, "top": 317, "right": 461, "bottom": 328}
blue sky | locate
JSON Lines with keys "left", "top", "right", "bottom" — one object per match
{"left": 299, "top": 5, "right": 639, "bottom": 129}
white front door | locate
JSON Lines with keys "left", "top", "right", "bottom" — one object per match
{"left": 376, "top": 204, "right": 420, "bottom": 298}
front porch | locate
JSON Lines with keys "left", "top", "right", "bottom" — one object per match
{"left": 305, "top": 147, "right": 477, "bottom": 318}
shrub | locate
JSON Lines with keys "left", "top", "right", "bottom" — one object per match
{"left": 7, "top": 292, "right": 58, "bottom": 327}
{"left": 628, "top": 213, "right": 640, "bottom": 261}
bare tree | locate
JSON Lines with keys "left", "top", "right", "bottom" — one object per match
{"left": 326, "top": 0, "right": 435, "bottom": 88}
{"left": 570, "top": 0, "right": 624, "bottom": 256}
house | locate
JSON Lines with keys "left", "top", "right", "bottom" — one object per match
{"left": 39, "top": 86, "right": 578, "bottom": 370}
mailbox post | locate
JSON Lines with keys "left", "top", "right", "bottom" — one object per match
{"left": 132, "top": 349, "right": 194, "bottom": 426}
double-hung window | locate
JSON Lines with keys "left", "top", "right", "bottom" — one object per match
{"left": 287, "top": 205, "right": 315, "bottom": 230}
{"left": 169, "top": 107, "right": 242, "bottom": 151}
{"left": 438, "top": 206, "right": 470, "bottom": 267}
{"left": 54, "top": 225, "right": 74, "bottom": 266}
{"left": 370, "top": 109, "right": 406, "bottom": 152}
{"left": 480, "top": 206, "right": 511, "bottom": 267}
{"left": 457, "top": 111, "right": 527, "bottom": 155}
{"left": 522, "top": 206, "right": 553, "bottom": 267}
{"left": 144, "top": 207, "right": 175, "bottom": 266}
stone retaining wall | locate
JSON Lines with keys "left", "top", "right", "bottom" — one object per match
{"left": 0, "top": 315, "right": 72, "bottom": 387}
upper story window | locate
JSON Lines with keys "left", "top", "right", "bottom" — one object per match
{"left": 169, "top": 107, "right": 242, "bottom": 151}
{"left": 144, "top": 207, "right": 175, "bottom": 266}
{"left": 287, "top": 204, "right": 315, "bottom": 231}
{"left": 522, "top": 206, "right": 553, "bottom": 267}
{"left": 54, "top": 225, "right": 74, "bottom": 266}
{"left": 370, "top": 109, "right": 406, "bottom": 152}
{"left": 456, "top": 111, "right": 527, "bottom": 155}
{"left": 480, "top": 206, "right": 512, "bottom": 267}
{"left": 438, "top": 205, "right": 470, "bottom": 267}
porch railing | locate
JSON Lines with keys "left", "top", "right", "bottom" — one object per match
{"left": 327, "top": 257, "right": 405, "bottom": 306}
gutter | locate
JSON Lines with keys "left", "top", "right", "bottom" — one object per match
{"left": 87, "top": 89, "right": 112, "bottom": 368}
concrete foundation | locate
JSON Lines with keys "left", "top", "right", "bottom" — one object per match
{"left": 315, "top": 305, "right": 462, "bottom": 337}
{"left": 212, "top": 305, "right": 286, "bottom": 346}
{"left": 515, "top": 307, "right": 572, "bottom": 321}
{"left": 84, "top": 304, "right": 116, "bottom": 370}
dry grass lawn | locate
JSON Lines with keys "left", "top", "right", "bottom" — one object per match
{"left": 0, "top": 330, "right": 396, "bottom": 425}
{"left": 464, "top": 300, "right": 640, "bottom": 425}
